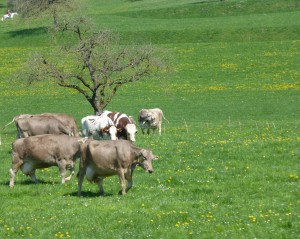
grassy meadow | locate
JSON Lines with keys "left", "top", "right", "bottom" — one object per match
{"left": 0, "top": 0, "right": 300, "bottom": 238}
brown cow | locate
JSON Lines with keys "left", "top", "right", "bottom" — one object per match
{"left": 77, "top": 140, "right": 158, "bottom": 196}
{"left": 9, "top": 135, "right": 86, "bottom": 187}
{"left": 16, "top": 116, "right": 72, "bottom": 138}
{"left": 3, "top": 113, "right": 80, "bottom": 138}
{"left": 41, "top": 113, "right": 80, "bottom": 137}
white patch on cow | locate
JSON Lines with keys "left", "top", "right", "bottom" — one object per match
{"left": 113, "top": 113, "right": 122, "bottom": 123}
{"left": 125, "top": 124, "right": 137, "bottom": 142}
{"left": 109, "top": 126, "right": 117, "bottom": 140}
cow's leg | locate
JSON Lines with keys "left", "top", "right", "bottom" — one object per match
{"left": 65, "top": 161, "right": 75, "bottom": 182}
{"left": 147, "top": 128, "right": 150, "bottom": 135}
{"left": 158, "top": 124, "right": 162, "bottom": 136}
{"left": 65, "top": 169, "right": 74, "bottom": 182}
{"left": 28, "top": 170, "right": 39, "bottom": 184}
{"left": 118, "top": 170, "right": 127, "bottom": 195}
{"left": 10, "top": 154, "right": 23, "bottom": 187}
{"left": 9, "top": 162, "right": 23, "bottom": 187}
{"left": 125, "top": 172, "right": 133, "bottom": 193}
{"left": 77, "top": 170, "right": 85, "bottom": 197}
{"left": 57, "top": 161, "right": 68, "bottom": 184}
{"left": 97, "top": 178, "right": 105, "bottom": 196}
{"left": 140, "top": 126, "right": 145, "bottom": 135}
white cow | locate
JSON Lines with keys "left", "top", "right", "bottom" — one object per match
{"left": 81, "top": 115, "right": 117, "bottom": 140}
{"left": 138, "top": 108, "right": 169, "bottom": 135}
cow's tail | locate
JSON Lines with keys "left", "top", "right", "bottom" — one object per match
{"left": 2, "top": 117, "right": 16, "bottom": 131}
{"left": 162, "top": 113, "right": 169, "bottom": 123}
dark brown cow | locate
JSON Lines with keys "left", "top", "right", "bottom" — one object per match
{"left": 9, "top": 135, "right": 86, "bottom": 187}
{"left": 77, "top": 140, "right": 158, "bottom": 196}
{"left": 16, "top": 116, "right": 72, "bottom": 138}
{"left": 104, "top": 111, "right": 137, "bottom": 142}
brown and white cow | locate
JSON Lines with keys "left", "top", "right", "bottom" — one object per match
{"left": 16, "top": 116, "right": 72, "bottom": 138}
{"left": 77, "top": 140, "right": 158, "bottom": 196}
{"left": 104, "top": 111, "right": 137, "bottom": 142}
{"left": 138, "top": 108, "right": 168, "bottom": 135}
{"left": 9, "top": 135, "right": 86, "bottom": 187}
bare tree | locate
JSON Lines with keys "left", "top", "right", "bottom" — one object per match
{"left": 24, "top": 18, "right": 162, "bottom": 114}
{"left": 13, "top": 0, "right": 76, "bottom": 29}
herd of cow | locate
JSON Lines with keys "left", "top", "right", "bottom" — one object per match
{"left": 2, "top": 108, "right": 168, "bottom": 195}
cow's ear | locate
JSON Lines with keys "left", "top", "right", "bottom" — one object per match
{"left": 102, "top": 127, "right": 109, "bottom": 133}
{"left": 153, "top": 155, "right": 159, "bottom": 160}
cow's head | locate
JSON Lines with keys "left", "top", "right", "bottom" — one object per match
{"left": 125, "top": 124, "right": 137, "bottom": 143}
{"left": 108, "top": 126, "right": 117, "bottom": 140}
{"left": 101, "top": 126, "right": 118, "bottom": 140}
{"left": 138, "top": 149, "right": 158, "bottom": 173}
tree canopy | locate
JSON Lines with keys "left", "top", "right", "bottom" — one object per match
{"left": 14, "top": 0, "right": 76, "bottom": 28}
{"left": 24, "top": 17, "right": 163, "bottom": 114}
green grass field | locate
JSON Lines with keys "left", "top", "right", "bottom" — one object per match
{"left": 0, "top": 0, "right": 300, "bottom": 238}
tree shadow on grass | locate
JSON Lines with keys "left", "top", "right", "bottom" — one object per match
{"left": 0, "top": 4, "right": 5, "bottom": 9}
{"left": 7, "top": 27, "right": 48, "bottom": 38}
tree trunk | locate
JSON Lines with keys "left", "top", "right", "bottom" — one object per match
{"left": 53, "top": 7, "right": 59, "bottom": 31}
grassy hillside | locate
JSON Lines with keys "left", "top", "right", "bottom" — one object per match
{"left": 0, "top": 0, "right": 300, "bottom": 238}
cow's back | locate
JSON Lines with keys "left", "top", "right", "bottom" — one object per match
{"left": 14, "top": 135, "right": 80, "bottom": 160}
{"left": 41, "top": 113, "right": 79, "bottom": 137}
{"left": 87, "top": 140, "right": 136, "bottom": 169}
{"left": 17, "top": 116, "right": 70, "bottom": 137}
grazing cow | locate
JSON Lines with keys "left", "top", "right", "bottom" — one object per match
{"left": 106, "top": 112, "right": 137, "bottom": 142}
{"left": 40, "top": 113, "right": 80, "bottom": 137}
{"left": 77, "top": 140, "right": 158, "bottom": 196}
{"left": 9, "top": 135, "right": 86, "bottom": 187}
{"left": 138, "top": 108, "right": 169, "bottom": 135}
{"left": 16, "top": 116, "right": 72, "bottom": 138}
{"left": 3, "top": 113, "right": 80, "bottom": 137}
{"left": 81, "top": 115, "right": 117, "bottom": 140}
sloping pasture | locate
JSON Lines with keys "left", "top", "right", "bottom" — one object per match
{"left": 0, "top": 0, "right": 300, "bottom": 238}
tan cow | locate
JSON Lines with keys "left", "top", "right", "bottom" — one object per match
{"left": 41, "top": 113, "right": 80, "bottom": 137}
{"left": 3, "top": 113, "right": 80, "bottom": 138}
{"left": 77, "top": 140, "right": 158, "bottom": 196}
{"left": 9, "top": 135, "right": 86, "bottom": 187}
{"left": 16, "top": 116, "right": 72, "bottom": 138}
{"left": 138, "top": 108, "right": 169, "bottom": 135}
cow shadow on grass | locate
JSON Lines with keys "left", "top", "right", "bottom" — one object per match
{"left": 67, "top": 191, "right": 114, "bottom": 198}
{"left": 1, "top": 179, "right": 60, "bottom": 186}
